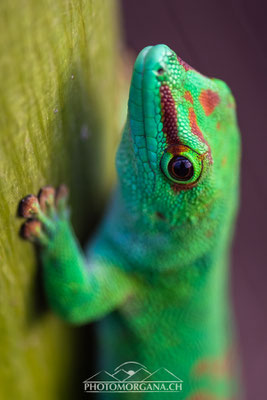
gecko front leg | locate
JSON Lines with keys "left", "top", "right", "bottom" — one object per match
{"left": 18, "top": 185, "right": 133, "bottom": 325}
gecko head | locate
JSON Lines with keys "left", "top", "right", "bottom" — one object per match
{"left": 116, "top": 45, "right": 240, "bottom": 233}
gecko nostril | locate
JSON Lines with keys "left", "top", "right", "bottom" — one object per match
{"left": 157, "top": 67, "right": 165, "bottom": 75}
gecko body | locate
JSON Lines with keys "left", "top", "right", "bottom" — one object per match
{"left": 19, "top": 45, "right": 241, "bottom": 399}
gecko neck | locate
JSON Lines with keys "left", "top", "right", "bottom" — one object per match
{"left": 108, "top": 186, "right": 236, "bottom": 342}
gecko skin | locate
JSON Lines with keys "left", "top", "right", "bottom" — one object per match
{"left": 19, "top": 45, "right": 241, "bottom": 399}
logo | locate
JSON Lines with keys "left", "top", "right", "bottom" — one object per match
{"left": 83, "top": 361, "right": 183, "bottom": 393}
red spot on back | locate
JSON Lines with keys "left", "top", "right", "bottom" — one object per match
{"left": 192, "top": 347, "right": 238, "bottom": 384}
{"left": 177, "top": 55, "right": 193, "bottom": 72}
{"left": 160, "top": 84, "right": 180, "bottom": 145}
{"left": 199, "top": 89, "right": 220, "bottom": 116}
{"left": 222, "top": 156, "right": 227, "bottom": 166}
{"left": 184, "top": 90, "right": 194, "bottom": 104}
{"left": 189, "top": 107, "right": 212, "bottom": 163}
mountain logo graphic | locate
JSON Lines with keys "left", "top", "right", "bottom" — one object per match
{"left": 83, "top": 361, "right": 183, "bottom": 393}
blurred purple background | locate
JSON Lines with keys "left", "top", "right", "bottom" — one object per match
{"left": 120, "top": 1, "right": 267, "bottom": 399}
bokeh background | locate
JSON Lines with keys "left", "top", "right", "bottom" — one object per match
{"left": 120, "top": 1, "right": 267, "bottom": 399}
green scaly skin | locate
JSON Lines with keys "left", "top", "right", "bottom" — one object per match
{"left": 18, "top": 45, "right": 241, "bottom": 399}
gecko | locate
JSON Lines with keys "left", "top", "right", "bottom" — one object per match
{"left": 18, "top": 44, "right": 241, "bottom": 399}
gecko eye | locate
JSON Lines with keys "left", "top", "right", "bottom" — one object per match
{"left": 157, "top": 67, "right": 165, "bottom": 75}
{"left": 168, "top": 156, "right": 194, "bottom": 181}
{"left": 160, "top": 146, "right": 203, "bottom": 187}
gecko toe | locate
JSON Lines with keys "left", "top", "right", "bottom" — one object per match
{"left": 55, "top": 184, "right": 69, "bottom": 205}
{"left": 18, "top": 194, "right": 41, "bottom": 218}
{"left": 18, "top": 184, "right": 70, "bottom": 244}
{"left": 20, "top": 219, "right": 47, "bottom": 243}
{"left": 55, "top": 184, "right": 69, "bottom": 217}
{"left": 38, "top": 186, "right": 56, "bottom": 212}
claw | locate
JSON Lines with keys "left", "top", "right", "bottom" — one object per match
{"left": 18, "top": 195, "right": 40, "bottom": 218}
{"left": 38, "top": 186, "right": 55, "bottom": 211}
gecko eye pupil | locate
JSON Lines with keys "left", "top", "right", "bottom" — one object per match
{"left": 168, "top": 156, "right": 194, "bottom": 181}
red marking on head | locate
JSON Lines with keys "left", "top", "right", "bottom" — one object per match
{"left": 216, "top": 121, "right": 221, "bottom": 130}
{"left": 171, "top": 183, "right": 180, "bottom": 193}
{"left": 189, "top": 107, "right": 212, "bottom": 163}
{"left": 177, "top": 55, "right": 193, "bottom": 72}
{"left": 199, "top": 89, "right": 220, "bottom": 116}
{"left": 160, "top": 84, "right": 180, "bottom": 145}
{"left": 184, "top": 90, "right": 194, "bottom": 104}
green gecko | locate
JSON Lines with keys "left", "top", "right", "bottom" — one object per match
{"left": 18, "top": 44, "right": 241, "bottom": 399}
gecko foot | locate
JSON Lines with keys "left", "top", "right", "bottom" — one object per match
{"left": 18, "top": 184, "right": 69, "bottom": 245}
